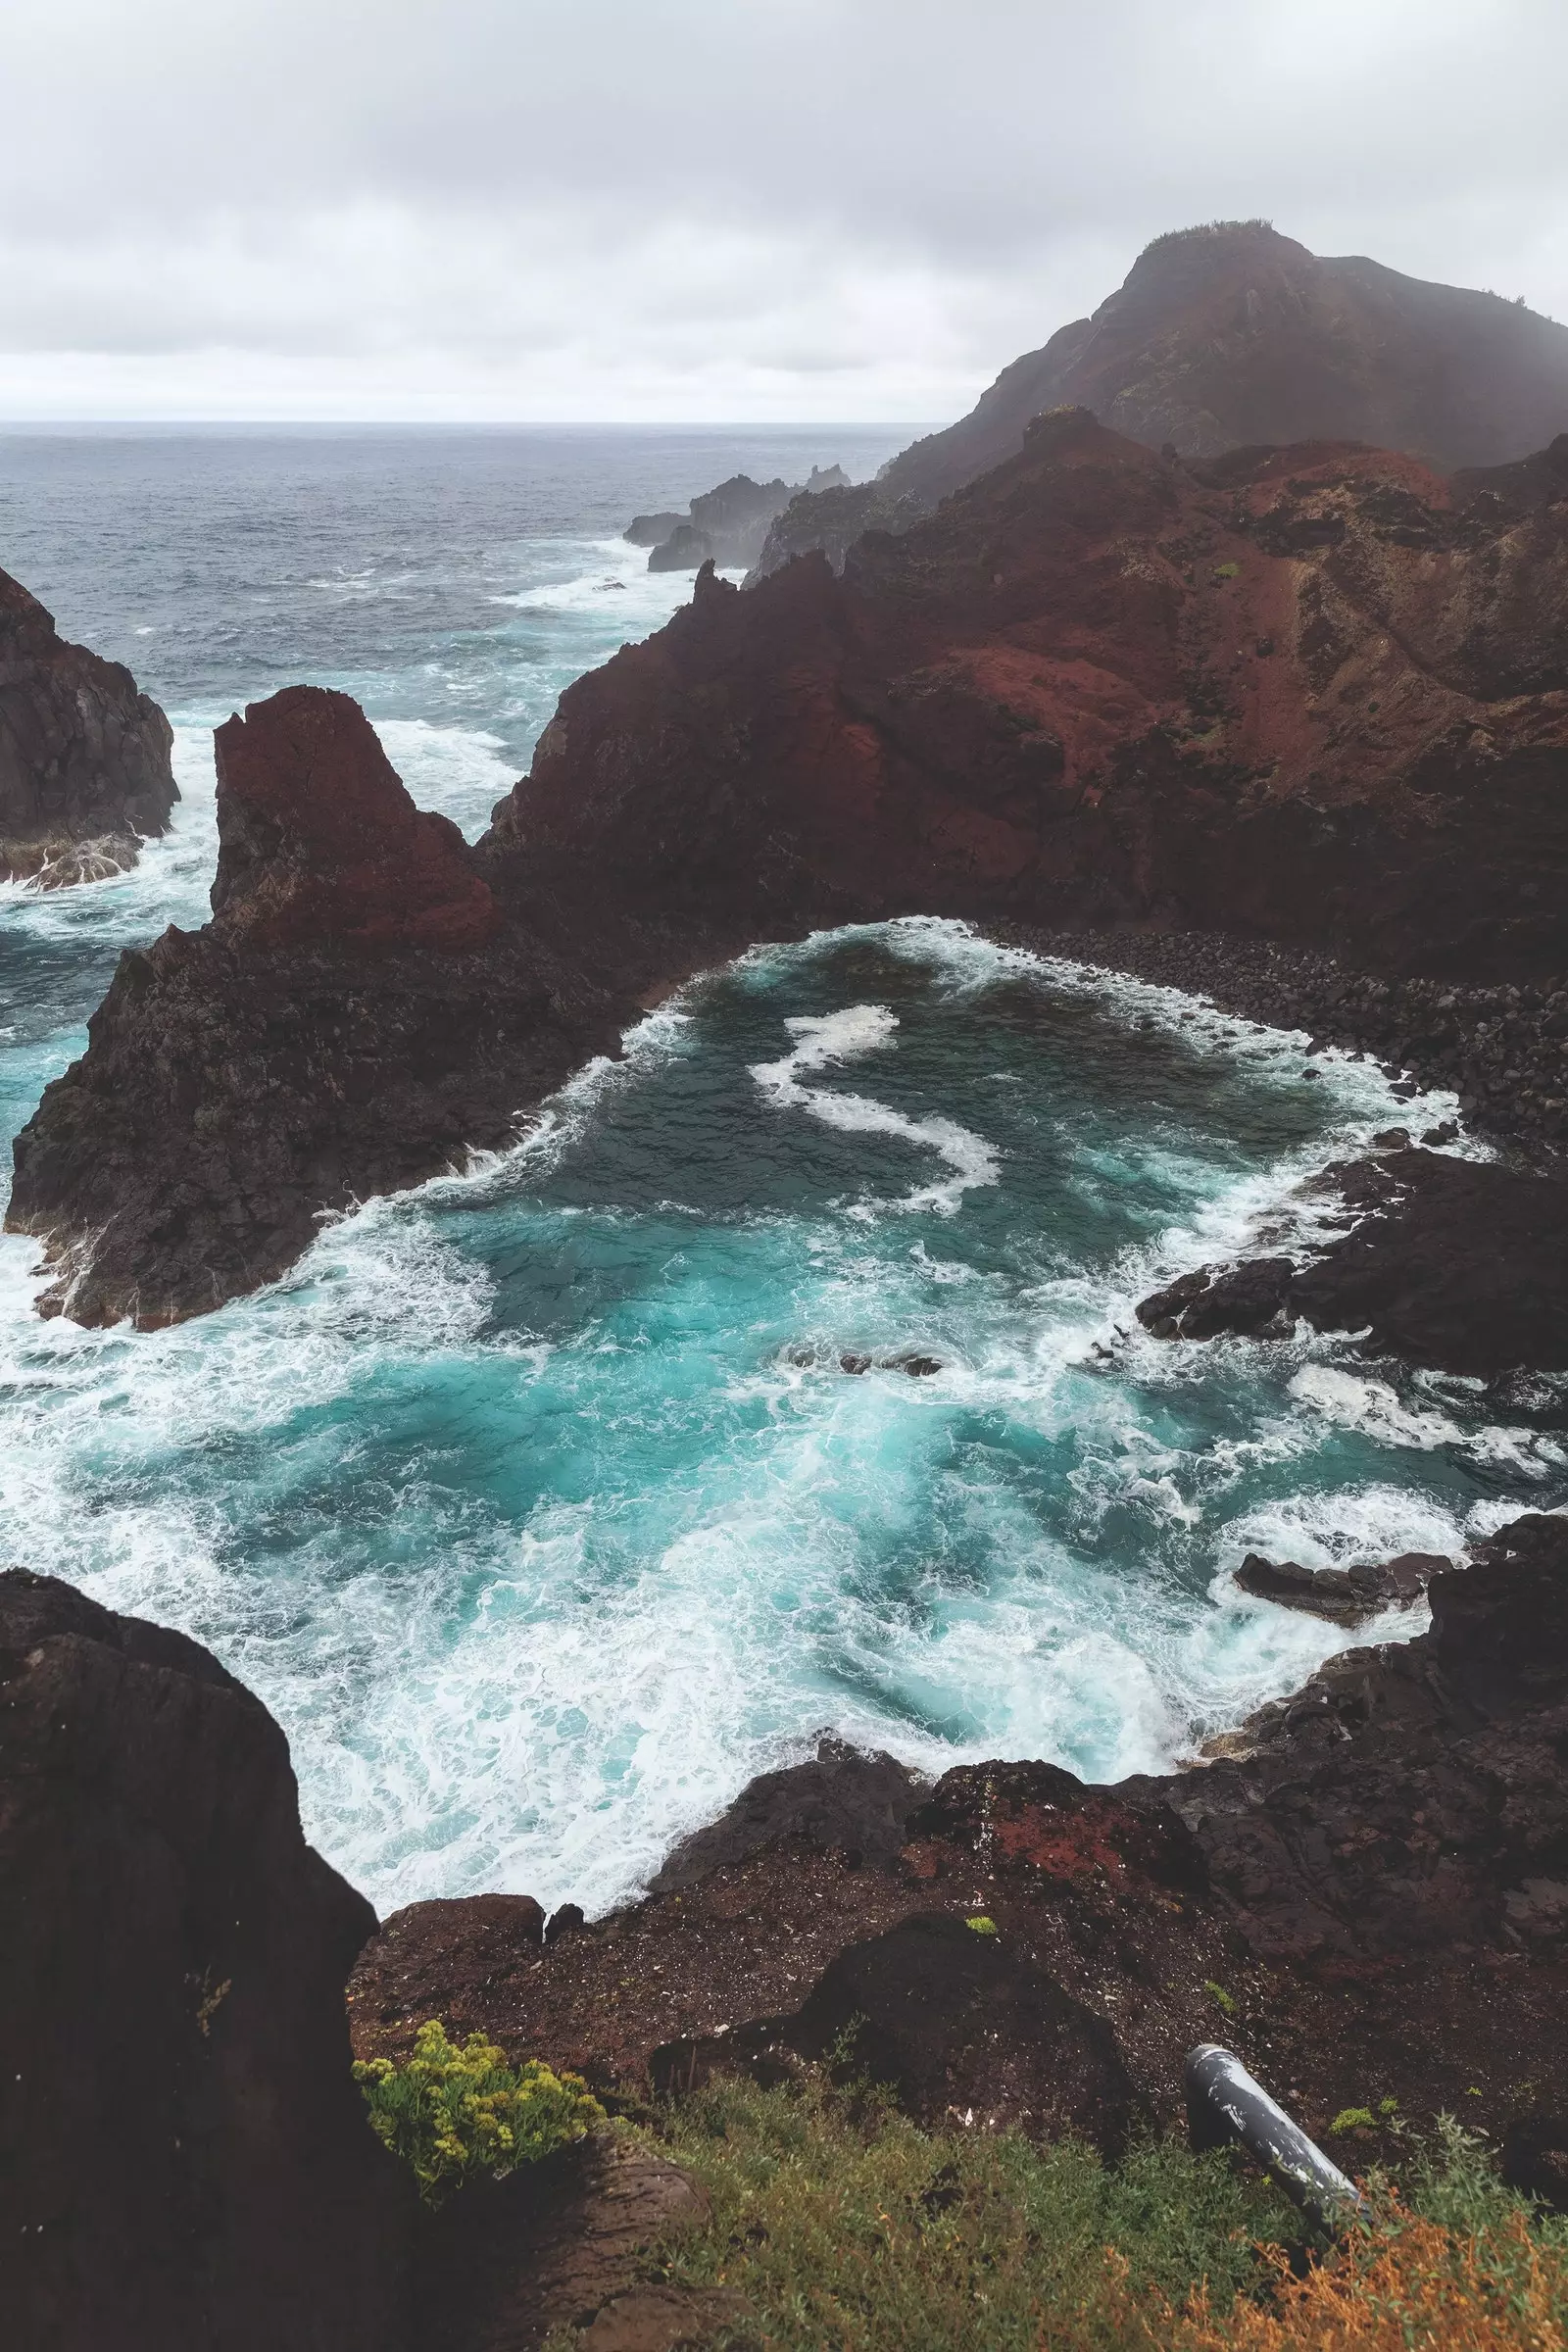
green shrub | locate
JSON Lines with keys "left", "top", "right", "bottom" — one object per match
{"left": 354, "top": 2019, "right": 603, "bottom": 2204}
{"left": 637, "top": 2067, "right": 1305, "bottom": 2348}
{"left": 612, "top": 2076, "right": 1568, "bottom": 2350}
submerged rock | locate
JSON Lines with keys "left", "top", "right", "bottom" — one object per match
{"left": 0, "top": 563, "right": 177, "bottom": 885}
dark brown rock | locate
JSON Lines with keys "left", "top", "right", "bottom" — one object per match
{"left": 414, "top": 2130, "right": 718, "bottom": 2351}
{"left": 781, "top": 1910, "right": 1143, "bottom": 2149}
{"left": 1290, "top": 1150, "right": 1568, "bottom": 1376}
{"left": 4, "top": 689, "right": 691, "bottom": 1327}
{"left": 0, "top": 1570, "right": 412, "bottom": 2352}
{"left": 648, "top": 1738, "right": 928, "bottom": 1892}
{"left": 1233, "top": 1550, "right": 1444, "bottom": 1626}
{"left": 16, "top": 407, "right": 1568, "bottom": 1326}
{"left": 0, "top": 563, "right": 176, "bottom": 884}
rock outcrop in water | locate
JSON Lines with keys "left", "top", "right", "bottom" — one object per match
{"left": 628, "top": 464, "right": 849, "bottom": 571}
{"left": 0, "top": 563, "right": 177, "bottom": 886}
{"left": 1136, "top": 1146, "right": 1568, "bottom": 1377}
{"left": 0, "top": 1569, "right": 412, "bottom": 2351}
{"left": 5, "top": 684, "right": 696, "bottom": 1325}
{"left": 751, "top": 220, "right": 1568, "bottom": 576}
{"left": 11, "top": 411, "right": 1568, "bottom": 1325}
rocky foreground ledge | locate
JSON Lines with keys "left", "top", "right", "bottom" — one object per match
{"left": 9, "top": 408, "right": 1568, "bottom": 1326}
{"left": 6, "top": 1513, "right": 1567, "bottom": 2346}
{"left": 0, "top": 563, "right": 177, "bottom": 886}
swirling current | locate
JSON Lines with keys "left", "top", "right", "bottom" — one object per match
{"left": 2, "top": 426, "right": 1562, "bottom": 1917}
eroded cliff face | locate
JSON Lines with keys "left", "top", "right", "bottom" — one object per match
{"left": 9, "top": 416, "right": 1568, "bottom": 1325}
{"left": 753, "top": 221, "right": 1568, "bottom": 575}
{"left": 0, "top": 564, "right": 177, "bottom": 885}
{"left": 6, "top": 686, "right": 664, "bottom": 1327}
{"left": 494, "top": 409, "right": 1568, "bottom": 980}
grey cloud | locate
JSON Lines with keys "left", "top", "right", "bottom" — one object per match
{"left": 2, "top": 0, "right": 1565, "bottom": 416}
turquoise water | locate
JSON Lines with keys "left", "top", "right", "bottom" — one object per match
{"left": 2, "top": 430, "right": 1562, "bottom": 1917}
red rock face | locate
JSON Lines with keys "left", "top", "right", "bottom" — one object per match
{"left": 495, "top": 410, "right": 1568, "bottom": 979}
{"left": 213, "top": 684, "right": 495, "bottom": 952}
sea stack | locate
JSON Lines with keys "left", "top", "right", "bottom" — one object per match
{"left": 0, "top": 563, "right": 177, "bottom": 886}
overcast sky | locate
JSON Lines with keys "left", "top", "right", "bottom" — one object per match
{"left": 3, "top": 0, "right": 1564, "bottom": 422}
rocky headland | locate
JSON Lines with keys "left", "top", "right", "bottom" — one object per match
{"left": 10, "top": 406, "right": 1568, "bottom": 1329}
{"left": 626, "top": 464, "right": 848, "bottom": 572}
{"left": 12, "top": 1512, "right": 1568, "bottom": 2343}
{"left": 750, "top": 219, "right": 1568, "bottom": 577}
{"left": 0, "top": 562, "right": 177, "bottom": 886}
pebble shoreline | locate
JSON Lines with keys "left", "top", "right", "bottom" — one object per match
{"left": 1002, "top": 925, "right": 1568, "bottom": 1164}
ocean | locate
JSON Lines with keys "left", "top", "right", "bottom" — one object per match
{"left": 1, "top": 424, "right": 1560, "bottom": 1918}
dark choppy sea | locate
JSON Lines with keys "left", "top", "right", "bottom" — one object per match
{"left": 1, "top": 424, "right": 1560, "bottom": 1915}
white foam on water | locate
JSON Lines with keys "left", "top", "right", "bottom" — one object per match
{"left": 1, "top": 907, "right": 1560, "bottom": 1916}
{"left": 751, "top": 1004, "right": 1002, "bottom": 1217}
{"left": 372, "top": 719, "right": 518, "bottom": 843}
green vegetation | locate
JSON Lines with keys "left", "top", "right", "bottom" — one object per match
{"left": 1138, "top": 220, "right": 1276, "bottom": 262}
{"left": 353, "top": 2019, "right": 603, "bottom": 2204}
{"left": 1331, "top": 2107, "right": 1378, "bottom": 2135}
{"left": 616, "top": 2075, "right": 1568, "bottom": 2350}
{"left": 634, "top": 2067, "right": 1306, "bottom": 2348}
{"left": 1204, "top": 1980, "right": 1238, "bottom": 2017}
{"left": 964, "top": 1915, "right": 998, "bottom": 1936}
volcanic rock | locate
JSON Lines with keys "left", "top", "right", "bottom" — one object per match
{"left": 498, "top": 414, "right": 1568, "bottom": 982}
{"left": 0, "top": 1569, "right": 412, "bottom": 2352}
{"left": 631, "top": 466, "right": 849, "bottom": 573}
{"left": 1136, "top": 1152, "right": 1568, "bottom": 1377}
{"left": 1233, "top": 1550, "right": 1444, "bottom": 1626}
{"left": 646, "top": 522, "right": 713, "bottom": 572}
{"left": 648, "top": 1737, "right": 928, "bottom": 1891}
{"left": 15, "top": 409, "right": 1568, "bottom": 1325}
{"left": 778, "top": 1910, "right": 1144, "bottom": 2150}
{"left": 413, "top": 2130, "right": 730, "bottom": 2352}
{"left": 754, "top": 220, "right": 1568, "bottom": 573}
{"left": 5, "top": 686, "right": 690, "bottom": 1326}
{"left": 0, "top": 562, "right": 177, "bottom": 884}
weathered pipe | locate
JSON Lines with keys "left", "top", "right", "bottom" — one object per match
{"left": 1185, "top": 2044, "right": 1366, "bottom": 2230}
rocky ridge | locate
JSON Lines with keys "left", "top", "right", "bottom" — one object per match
{"left": 751, "top": 220, "right": 1568, "bottom": 576}
{"left": 0, "top": 563, "right": 177, "bottom": 886}
{"left": 11, "top": 410, "right": 1568, "bottom": 1326}
{"left": 626, "top": 464, "right": 849, "bottom": 572}
{"left": 9, "top": 1518, "right": 1568, "bottom": 2342}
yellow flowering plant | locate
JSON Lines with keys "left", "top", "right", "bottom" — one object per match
{"left": 354, "top": 2019, "right": 604, "bottom": 2203}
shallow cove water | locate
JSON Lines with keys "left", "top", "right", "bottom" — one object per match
{"left": 2, "top": 428, "right": 1564, "bottom": 1918}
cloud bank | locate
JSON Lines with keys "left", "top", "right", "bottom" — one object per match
{"left": 3, "top": 0, "right": 1565, "bottom": 419}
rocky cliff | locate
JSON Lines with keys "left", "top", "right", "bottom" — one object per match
{"left": 351, "top": 1512, "right": 1568, "bottom": 2174}
{"left": 0, "top": 564, "right": 177, "bottom": 885}
{"left": 10, "top": 416, "right": 1568, "bottom": 1322}
{"left": 5, "top": 684, "right": 695, "bottom": 1326}
{"left": 752, "top": 220, "right": 1568, "bottom": 577}
{"left": 498, "top": 409, "right": 1568, "bottom": 981}
{"left": 629, "top": 464, "right": 849, "bottom": 570}
{"left": 0, "top": 1570, "right": 413, "bottom": 2351}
